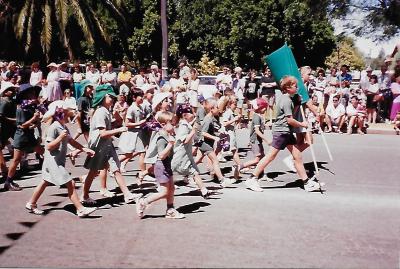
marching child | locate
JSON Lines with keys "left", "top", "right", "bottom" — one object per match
{"left": 25, "top": 101, "right": 97, "bottom": 217}
{"left": 239, "top": 98, "right": 270, "bottom": 174}
{"left": 118, "top": 88, "right": 148, "bottom": 181}
{"left": 172, "top": 104, "right": 219, "bottom": 199}
{"left": 245, "top": 76, "right": 322, "bottom": 192}
{"left": 136, "top": 111, "right": 185, "bottom": 219}
{"left": 81, "top": 85, "right": 142, "bottom": 205}
{"left": 219, "top": 95, "right": 242, "bottom": 179}
{"left": 194, "top": 98, "right": 234, "bottom": 187}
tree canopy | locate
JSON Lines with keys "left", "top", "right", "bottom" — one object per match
{"left": 0, "top": 0, "right": 376, "bottom": 70}
{"left": 324, "top": 37, "right": 365, "bottom": 70}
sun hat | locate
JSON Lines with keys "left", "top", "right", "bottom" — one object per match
{"left": 250, "top": 98, "right": 268, "bottom": 111}
{"left": 234, "top": 67, "right": 242, "bottom": 73}
{"left": 152, "top": 92, "right": 172, "bottom": 111}
{"left": 47, "top": 62, "right": 58, "bottom": 68}
{"left": 79, "top": 79, "right": 95, "bottom": 96}
{"left": 0, "top": 82, "right": 19, "bottom": 95}
{"left": 92, "top": 84, "right": 117, "bottom": 108}
{"left": 42, "top": 100, "right": 77, "bottom": 121}
{"left": 16, "top": 83, "right": 42, "bottom": 102}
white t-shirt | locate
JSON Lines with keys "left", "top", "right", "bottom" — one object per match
{"left": 30, "top": 71, "right": 43, "bottom": 86}
{"left": 102, "top": 71, "right": 117, "bottom": 86}
{"left": 86, "top": 70, "right": 101, "bottom": 85}
{"left": 72, "top": 72, "right": 85, "bottom": 83}
{"left": 346, "top": 104, "right": 358, "bottom": 116}
{"left": 326, "top": 103, "right": 345, "bottom": 119}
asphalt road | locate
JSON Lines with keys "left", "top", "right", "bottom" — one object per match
{"left": 0, "top": 126, "right": 399, "bottom": 268}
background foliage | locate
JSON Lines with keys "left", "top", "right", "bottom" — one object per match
{"left": 0, "top": 0, "right": 397, "bottom": 70}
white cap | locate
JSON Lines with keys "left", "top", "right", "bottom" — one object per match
{"left": 152, "top": 92, "right": 172, "bottom": 111}
{"left": 47, "top": 62, "right": 58, "bottom": 68}
{"left": 42, "top": 100, "right": 77, "bottom": 121}
{"left": 0, "top": 81, "right": 19, "bottom": 95}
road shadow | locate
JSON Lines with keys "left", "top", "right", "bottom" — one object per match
{"left": 176, "top": 201, "right": 211, "bottom": 214}
{"left": 262, "top": 179, "right": 304, "bottom": 190}
{"left": 175, "top": 189, "right": 221, "bottom": 200}
{"left": 304, "top": 161, "right": 334, "bottom": 176}
{"left": 265, "top": 171, "right": 286, "bottom": 182}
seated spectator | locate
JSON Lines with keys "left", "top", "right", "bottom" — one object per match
{"left": 313, "top": 69, "right": 326, "bottom": 104}
{"left": 345, "top": 96, "right": 365, "bottom": 135}
{"left": 325, "top": 95, "right": 346, "bottom": 133}
{"left": 117, "top": 64, "right": 132, "bottom": 93}
{"left": 306, "top": 94, "right": 324, "bottom": 133}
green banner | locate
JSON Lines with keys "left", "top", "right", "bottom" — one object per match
{"left": 265, "top": 44, "right": 309, "bottom": 104}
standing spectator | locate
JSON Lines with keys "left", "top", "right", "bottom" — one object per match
{"left": 29, "top": 62, "right": 43, "bottom": 87}
{"left": 0, "top": 62, "right": 8, "bottom": 81}
{"left": 390, "top": 74, "right": 400, "bottom": 121}
{"left": 313, "top": 69, "right": 327, "bottom": 105}
{"left": 260, "top": 67, "right": 277, "bottom": 125}
{"left": 85, "top": 64, "right": 101, "bottom": 86}
{"left": 117, "top": 64, "right": 132, "bottom": 95}
{"left": 325, "top": 95, "right": 346, "bottom": 133}
{"left": 365, "top": 75, "right": 380, "bottom": 124}
{"left": 231, "top": 67, "right": 246, "bottom": 117}
{"left": 131, "top": 67, "right": 148, "bottom": 88}
{"left": 324, "top": 67, "right": 339, "bottom": 109}
{"left": 148, "top": 64, "right": 161, "bottom": 88}
{"left": 63, "top": 88, "right": 77, "bottom": 110}
{"left": 169, "top": 69, "right": 182, "bottom": 91}
{"left": 337, "top": 65, "right": 352, "bottom": 107}
{"left": 46, "top": 63, "right": 62, "bottom": 101}
{"left": 378, "top": 64, "right": 393, "bottom": 122}
{"left": 101, "top": 63, "right": 117, "bottom": 89}
{"left": 187, "top": 68, "right": 200, "bottom": 108}
{"left": 58, "top": 62, "right": 73, "bottom": 93}
{"left": 72, "top": 64, "right": 85, "bottom": 100}
{"left": 360, "top": 66, "right": 373, "bottom": 91}
{"left": 216, "top": 66, "right": 232, "bottom": 93}
{"left": 178, "top": 59, "right": 191, "bottom": 80}
{"left": 6, "top": 62, "right": 22, "bottom": 84}
{"left": 244, "top": 70, "right": 260, "bottom": 119}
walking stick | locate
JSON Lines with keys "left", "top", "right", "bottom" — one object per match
{"left": 319, "top": 126, "right": 333, "bottom": 161}
{"left": 300, "top": 106, "right": 319, "bottom": 174}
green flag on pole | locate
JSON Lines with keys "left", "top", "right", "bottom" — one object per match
{"left": 265, "top": 44, "right": 309, "bottom": 104}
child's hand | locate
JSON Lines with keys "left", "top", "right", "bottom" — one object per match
{"left": 301, "top": 121, "right": 309, "bottom": 128}
{"left": 118, "top": 126, "right": 128, "bottom": 133}
{"left": 83, "top": 148, "right": 95, "bottom": 157}
{"left": 60, "top": 130, "right": 69, "bottom": 139}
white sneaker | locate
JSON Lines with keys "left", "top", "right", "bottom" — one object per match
{"left": 221, "top": 177, "right": 236, "bottom": 188}
{"left": 261, "top": 175, "right": 274, "bottom": 182}
{"left": 218, "top": 155, "right": 227, "bottom": 163}
{"left": 124, "top": 192, "right": 143, "bottom": 203}
{"left": 135, "top": 198, "right": 147, "bottom": 219}
{"left": 99, "top": 189, "right": 115, "bottom": 198}
{"left": 304, "top": 180, "right": 322, "bottom": 192}
{"left": 165, "top": 208, "right": 185, "bottom": 219}
{"left": 283, "top": 155, "right": 297, "bottom": 172}
{"left": 245, "top": 177, "right": 263, "bottom": 192}
{"left": 77, "top": 206, "right": 97, "bottom": 217}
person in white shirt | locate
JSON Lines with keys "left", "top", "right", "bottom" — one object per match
{"left": 325, "top": 95, "right": 346, "bottom": 133}
{"left": 29, "top": 62, "right": 42, "bottom": 86}
{"left": 46, "top": 62, "right": 62, "bottom": 101}
{"left": 178, "top": 59, "right": 190, "bottom": 79}
{"left": 232, "top": 67, "right": 246, "bottom": 116}
{"left": 85, "top": 64, "right": 101, "bottom": 86}
{"left": 0, "top": 62, "right": 8, "bottom": 81}
{"left": 101, "top": 63, "right": 117, "bottom": 87}
{"left": 365, "top": 75, "right": 380, "bottom": 124}
{"left": 345, "top": 95, "right": 365, "bottom": 135}
{"left": 148, "top": 64, "right": 161, "bottom": 87}
{"left": 216, "top": 66, "right": 232, "bottom": 93}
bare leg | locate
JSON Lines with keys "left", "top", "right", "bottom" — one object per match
{"left": 66, "top": 181, "right": 85, "bottom": 210}
{"left": 28, "top": 180, "right": 49, "bottom": 205}
{"left": 252, "top": 147, "right": 280, "bottom": 178}
{"left": 82, "top": 169, "right": 99, "bottom": 200}
{"left": 347, "top": 116, "right": 356, "bottom": 134}
{"left": 286, "top": 145, "right": 308, "bottom": 181}
{"left": 7, "top": 149, "right": 24, "bottom": 179}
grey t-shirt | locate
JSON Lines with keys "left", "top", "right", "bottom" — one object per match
{"left": 272, "top": 94, "right": 293, "bottom": 134}
{"left": 250, "top": 113, "right": 264, "bottom": 144}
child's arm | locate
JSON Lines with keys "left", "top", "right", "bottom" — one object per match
{"left": 286, "top": 115, "right": 308, "bottom": 128}
{"left": 68, "top": 138, "right": 95, "bottom": 157}
{"left": 18, "top": 112, "right": 40, "bottom": 129}
{"left": 158, "top": 137, "right": 175, "bottom": 160}
{"left": 255, "top": 126, "right": 271, "bottom": 145}
{"left": 222, "top": 115, "right": 240, "bottom": 127}
{"left": 46, "top": 129, "right": 68, "bottom": 151}
{"left": 98, "top": 126, "right": 127, "bottom": 138}
{"left": 124, "top": 117, "right": 146, "bottom": 128}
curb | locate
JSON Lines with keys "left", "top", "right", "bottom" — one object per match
{"left": 366, "top": 128, "right": 399, "bottom": 135}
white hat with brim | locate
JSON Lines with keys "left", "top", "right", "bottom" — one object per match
{"left": 47, "top": 62, "right": 58, "bottom": 68}
{"left": 42, "top": 100, "right": 77, "bottom": 121}
{"left": 152, "top": 92, "right": 172, "bottom": 111}
{"left": 0, "top": 82, "right": 19, "bottom": 95}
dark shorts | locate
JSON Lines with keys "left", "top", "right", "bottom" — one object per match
{"left": 271, "top": 132, "right": 296, "bottom": 150}
{"left": 154, "top": 160, "right": 173, "bottom": 184}
{"left": 251, "top": 143, "right": 265, "bottom": 157}
{"left": 197, "top": 141, "right": 214, "bottom": 155}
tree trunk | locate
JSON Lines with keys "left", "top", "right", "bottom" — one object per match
{"left": 161, "top": 0, "right": 168, "bottom": 81}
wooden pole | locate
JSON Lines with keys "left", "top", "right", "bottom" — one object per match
{"left": 300, "top": 106, "right": 319, "bottom": 174}
{"left": 161, "top": 0, "right": 168, "bottom": 81}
